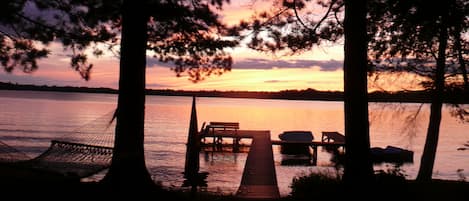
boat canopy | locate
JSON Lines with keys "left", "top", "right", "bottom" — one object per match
{"left": 279, "top": 131, "right": 314, "bottom": 141}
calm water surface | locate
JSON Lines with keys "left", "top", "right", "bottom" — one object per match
{"left": 0, "top": 90, "right": 468, "bottom": 196}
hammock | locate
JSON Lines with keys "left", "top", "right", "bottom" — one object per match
{"left": 0, "top": 110, "right": 115, "bottom": 181}
{"left": 0, "top": 140, "right": 31, "bottom": 163}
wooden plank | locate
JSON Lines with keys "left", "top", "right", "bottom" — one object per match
{"left": 200, "top": 130, "right": 258, "bottom": 139}
{"left": 208, "top": 121, "right": 240, "bottom": 130}
{"left": 236, "top": 130, "right": 280, "bottom": 199}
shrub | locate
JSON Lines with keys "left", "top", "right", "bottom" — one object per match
{"left": 289, "top": 169, "right": 343, "bottom": 200}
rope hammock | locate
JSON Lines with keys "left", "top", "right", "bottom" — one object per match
{"left": 0, "top": 109, "right": 116, "bottom": 180}
{"left": 0, "top": 140, "right": 31, "bottom": 163}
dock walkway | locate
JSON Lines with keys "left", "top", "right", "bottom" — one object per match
{"left": 201, "top": 129, "right": 280, "bottom": 199}
{"left": 199, "top": 129, "right": 345, "bottom": 200}
{"left": 235, "top": 130, "right": 280, "bottom": 200}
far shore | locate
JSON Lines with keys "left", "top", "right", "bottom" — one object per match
{"left": 1, "top": 82, "right": 469, "bottom": 104}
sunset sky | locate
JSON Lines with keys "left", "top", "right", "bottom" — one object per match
{"left": 0, "top": 1, "right": 422, "bottom": 92}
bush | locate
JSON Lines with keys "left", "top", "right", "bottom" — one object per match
{"left": 289, "top": 169, "right": 344, "bottom": 200}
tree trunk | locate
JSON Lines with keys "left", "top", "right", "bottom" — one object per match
{"left": 102, "top": 0, "right": 154, "bottom": 191}
{"left": 454, "top": 27, "right": 468, "bottom": 92}
{"left": 416, "top": 17, "right": 448, "bottom": 182}
{"left": 343, "top": 0, "right": 374, "bottom": 186}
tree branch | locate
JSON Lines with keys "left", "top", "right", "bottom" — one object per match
{"left": 293, "top": 0, "right": 308, "bottom": 29}
{"left": 14, "top": 12, "right": 61, "bottom": 36}
{"left": 311, "top": 0, "right": 337, "bottom": 33}
{"left": 239, "top": 7, "right": 289, "bottom": 39}
{"left": 0, "top": 29, "right": 18, "bottom": 42}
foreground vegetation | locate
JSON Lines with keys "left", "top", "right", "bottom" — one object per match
{"left": 286, "top": 169, "right": 469, "bottom": 201}
{"left": 1, "top": 166, "right": 468, "bottom": 201}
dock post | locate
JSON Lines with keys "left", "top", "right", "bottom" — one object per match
{"left": 233, "top": 130, "right": 239, "bottom": 152}
{"left": 311, "top": 145, "right": 318, "bottom": 165}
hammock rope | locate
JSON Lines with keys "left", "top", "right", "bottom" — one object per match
{"left": 0, "top": 140, "right": 31, "bottom": 163}
{"left": 57, "top": 109, "right": 116, "bottom": 148}
{"left": 0, "top": 109, "right": 116, "bottom": 180}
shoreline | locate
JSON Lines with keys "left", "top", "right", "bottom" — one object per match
{"left": 1, "top": 82, "right": 469, "bottom": 104}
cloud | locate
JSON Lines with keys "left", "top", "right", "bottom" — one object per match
{"left": 264, "top": 80, "right": 290, "bottom": 83}
{"left": 0, "top": 73, "right": 55, "bottom": 86}
{"left": 146, "top": 82, "right": 173, "bottom": 88}
{"left": 146, "top": 57, "right": 175, "bottom": 68}
{"left": 306, "top": 80, "right": 337, "bottom": 85}
{"left": 0, "top": 71, "right": 117, "bottom": 89}
{"left": 233, "top": 58, "right": 343, "bottom": 71}
{"left": 146, "top": 56, "right": 343, "bottom": 72}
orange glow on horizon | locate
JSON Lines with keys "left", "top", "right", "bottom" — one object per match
{"left": 146, "top": 66, "right": 344, "bottom": 92}
{"left": 3, "top": 54, "right": 426, "bottom": 93}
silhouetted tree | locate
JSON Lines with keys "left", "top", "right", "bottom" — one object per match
{"left": 367, "top": 0, "right": 468, "bottom": 181}
{"left": 342, "top": 0, "right": 374, "bottom": 187}
{"left": 0, "top": 0, "right": 236, "bottom": 191}
{"left": 105, "top": 1, "right": 154, "bottom": 191}
{"left": 231, "top": 0, "right": 374, "bottom": 187}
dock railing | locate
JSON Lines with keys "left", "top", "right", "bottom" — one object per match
{"left": 202, "top": 121, "right": 240, "bottom": 151}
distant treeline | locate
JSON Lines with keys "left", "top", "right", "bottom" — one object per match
{"left": 1, "top": 82, "right": 468, "bottom": 103}
{"left": 0, "top": 82, "right": 118, "bottom": 94}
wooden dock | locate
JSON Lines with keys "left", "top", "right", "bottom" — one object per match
{"left": 201, "top": 129, "right": 280, "bottom": 199}
{"left": 199, "top": 125, "right": 345, "bottom": 199}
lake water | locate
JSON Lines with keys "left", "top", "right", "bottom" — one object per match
{"left": 0, "top": 90, "right": 468, "bottom": 196}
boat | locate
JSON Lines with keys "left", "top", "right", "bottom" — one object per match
{"left": 370, "top": 145, "right": 414, "bottom": 164}
{"left": 278, "top": 131, "right": 314, "bottom": 155}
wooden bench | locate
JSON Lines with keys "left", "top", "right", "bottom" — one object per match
{"left": 201, "top": 122, "right": 241, "bottom": 151}
{"left": 207, "top": 122, "right": 240, "bottom": 131}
